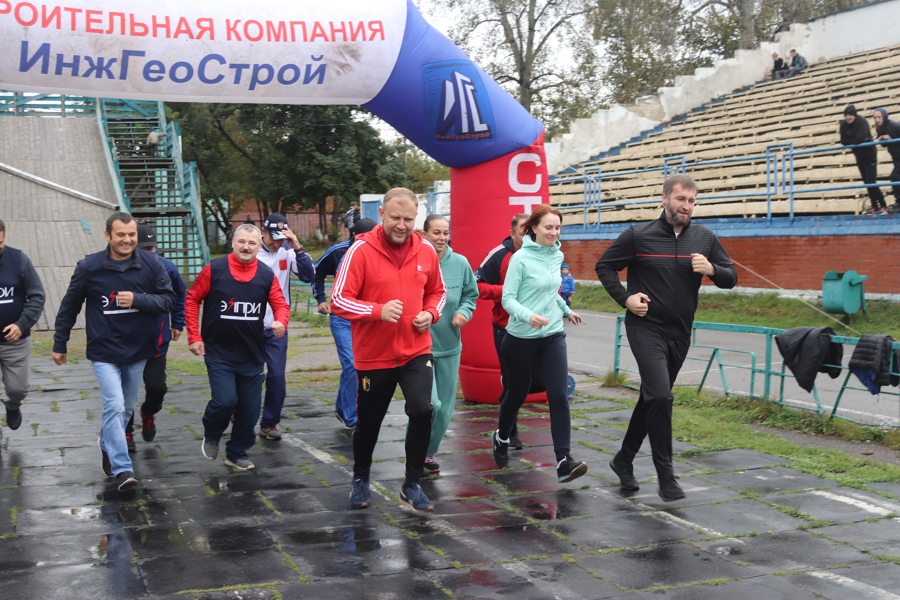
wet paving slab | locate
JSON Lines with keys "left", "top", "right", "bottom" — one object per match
{"left": 703, "top": 466, "right": 837, "bottom": 493}
{"left": 762, "top": 488, "right": 900, "bottom": 524}
{"left": 5, "top": 356, "right": 900, "bottom": 598}
{"left": 786, "top": 562, "right": 900, "bottom": 599}
{"left": 697, "top": 529, "right": 877, "bottom": 574}
{"left": 816, "top": 519, "right": 900, "bottom": 558}
{"left": 580, "top": 541, "right": 754, "bottom": 589}
{"left": 665, "top": 498, "right": 809, "bottom": 536}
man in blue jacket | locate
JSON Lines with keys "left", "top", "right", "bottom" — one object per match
{"left": 53, "top": 213, "right": 176, "bottom": 491}
{"left": 314, "top": 217, "right": 377, "bottom": 431}
{"left": 124, "top": 224, "right": 186, "bottom": 451}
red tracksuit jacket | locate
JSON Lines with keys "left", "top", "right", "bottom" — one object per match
{"left": 330, "top": 226, "right": 446, "bottom": 370}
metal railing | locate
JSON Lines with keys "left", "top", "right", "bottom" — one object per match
{"left": 557, "top": 138, "right": 900, "bottom": 230}
{"left": 0, "top": 91, "right": 96, "bottom": 116}
{"left": 613, "top": 315, "right": 900, "bottom": 428}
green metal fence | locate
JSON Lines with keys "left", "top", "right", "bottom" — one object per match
{"left": 613, "top": 315, "right": 900, "bottom": 427}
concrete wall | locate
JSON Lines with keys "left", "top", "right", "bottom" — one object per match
{"left": 546, "top": 0, "right": 900, "bottom": 175}
{"left": 561, "top": 232, "right": 900, "bottom": 297}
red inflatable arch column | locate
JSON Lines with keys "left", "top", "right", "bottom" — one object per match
{"left": 451, "top": 133, "right": 550, "bottom": 404}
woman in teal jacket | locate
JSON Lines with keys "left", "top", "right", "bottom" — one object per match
{"left": 490, "top": 205, "right": 588, "bottom": 483}
{"left": 422, "top": 215, "right": 478, "bottom": 474}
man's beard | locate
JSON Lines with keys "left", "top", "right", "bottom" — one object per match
{"left": 666, "top": 206, "right": 691, "bottom": 228}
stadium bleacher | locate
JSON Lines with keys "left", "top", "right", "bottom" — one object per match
{"left": 551, "top": 44, "right": 900, "bottom": 225}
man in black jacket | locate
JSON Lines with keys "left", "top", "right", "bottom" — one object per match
{"left": 874, "top": 107, "right": 900, "bottom": 213}
{"left": 840, "top": 105, "right": 887, "bottom": 214}
{"left": 595, "top": 174, "right": 737, "bottom": 501}
{"left": 53, "top": 213, "right": 176, "bottom": 491}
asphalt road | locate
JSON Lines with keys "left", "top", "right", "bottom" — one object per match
{"left": 566, "top": 310, "right": 900, "bottom": 428}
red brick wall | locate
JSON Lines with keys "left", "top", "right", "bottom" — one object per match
{"left": 564, "top": 235, "right": 900, "bottom": 294}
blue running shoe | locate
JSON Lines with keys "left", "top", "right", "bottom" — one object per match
{"left": 350, "top": 476, "right": 371, "bottom": 509}
{"left": 399, "top": 482, "right": 434, "bottom": 513}
{"left": 567, "top": 375, "right": 576, "bottom": 398}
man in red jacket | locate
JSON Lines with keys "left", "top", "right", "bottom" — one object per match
{"left": 185, "top": 224, "right": 290, "bottom": 472}
{"left": 331, "top": 188, "right": 446, "bottom": 513}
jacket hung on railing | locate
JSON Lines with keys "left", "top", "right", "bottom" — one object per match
{"left": 775, "top": 326, "right": 843, "bottom": 393}
{"left": 849, "top": 334, "right": 900, "bottom": 395}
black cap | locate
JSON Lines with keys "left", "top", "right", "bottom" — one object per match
{"left": 137, "top": 224, "right": 157, "bottom": 249}
{"left": 350, "top": 218, "right": 377, "bottom": 235}
{"left": 844, "top": 105, "right": 857, "bottom": 116}
{"left": 263, "top": 212, "right": 288, "bottom": 240}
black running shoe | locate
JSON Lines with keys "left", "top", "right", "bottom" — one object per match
{"left": 508, "top": 432, "right": 524, "bottom": 450}
{"left": 141, "top": 411, "right": 157, "bottom": 442}
{"left": 98, "top": 437, "right": 112, "bottom": 478}
{"left": 116, "top": 471, "right": 137, "bottom": 492}
{"left": 609, "top": 457, "right": 640, "bottom": 491}
{"left": 491, "top": 430, "right": 509, "bottom": 468}
{"left": 5, "top": 407, "right": 22, "bottom": 431}
{"left": 658, "top": 476, "right": 686, "bottom": 502}
{"left": 557, "top": 455, "right": 588, "bottom": 483}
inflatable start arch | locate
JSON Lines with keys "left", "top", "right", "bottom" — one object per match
{"left": 0, "top": 0, "right": 549, "bottom": 402}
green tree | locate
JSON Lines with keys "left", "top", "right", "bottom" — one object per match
{"left": 382, "top": 140, "right": 451, "bottom": 193}
{"left": 169, "top": 103, "right": 396, "bottom": 240}
{"left": 592, "top": 0, "right": 870, "bottom": 107}
{"left": 440, "top": 0, "right": 604, "bottom": 138}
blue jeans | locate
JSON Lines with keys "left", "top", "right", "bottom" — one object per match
{"left": 93, "top": 360, "right": 146, "bottom": 476}
{"left": 260, "top": 329, "right": 288, "bottom": 429}
{"left": 331, "top": 314, "right": 358, "bottom": 427}
{"left": 203, "top": 358, "right": 265, "bottom": 461}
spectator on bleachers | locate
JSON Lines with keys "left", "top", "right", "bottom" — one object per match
{"left": 774, "top": 49, "right": 808, "bottom": 79}
{"left": 766, "top": 53, "right": 789, "bottom": 79}
{"left": 840, "top": 105, "right": 888, "bottom": 214}
{"left": 873, "top": 108, "right": 900, "bottom": 213}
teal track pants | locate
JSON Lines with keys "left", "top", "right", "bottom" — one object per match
{"left": 427, "top": 352, "right": 461, "bottom": 456}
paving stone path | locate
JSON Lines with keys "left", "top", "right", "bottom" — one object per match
{"left": 3, "top": 356, "right": 900, "bottom": 599}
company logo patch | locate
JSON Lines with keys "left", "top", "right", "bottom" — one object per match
{"left": 0, "top": 286, "right": 15, "bottom": 304}
{"left": 424, "top": 60, "right": 495, "bottom": 143}
{"left": 101, "top": 290, "right": 137, "bottom": 315}
{"left": 220, "top": 297, "right": 262, "bottom": 321}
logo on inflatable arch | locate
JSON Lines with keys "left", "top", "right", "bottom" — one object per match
{"left": 424, "top": 60, "right": 495, "bottom": 143}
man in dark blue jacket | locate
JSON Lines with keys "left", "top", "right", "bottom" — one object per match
{"left": 0, "top": 219, "right": 45, "bottom": 436}
{"left": 314, "top": 218, "right": 376, "bottom": 430}
{"left": 53, "top": 213, "right": 176, "bottom": 491}
{"left": 124, "top": 224, "right": 186, "bottom": 451}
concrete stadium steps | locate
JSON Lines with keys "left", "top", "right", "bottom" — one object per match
{"left": 103, "top": 115, "right": 206, "bottom": 280}
{"left": 552, "top": 44, "right": 900, "bottom": 223}
{"left": 0, "top": 117, "right": 118, "bottom": 330}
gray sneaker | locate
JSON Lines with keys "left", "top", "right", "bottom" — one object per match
{"left": 223, "top": 457, "right": 255, "bottom": 471}
{"left": 201, "top": 438, "right": 219, "bottom": 460}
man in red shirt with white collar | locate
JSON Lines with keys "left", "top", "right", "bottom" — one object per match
{"left": 185, "top": 224, "right": 290, "bottom": 471}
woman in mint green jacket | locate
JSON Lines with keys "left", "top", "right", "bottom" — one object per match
{"left": 422, "top": 215, "right": 478, "bottom": 474}
{"left": 490, "top": 205, "right": 588, "bottom": 484}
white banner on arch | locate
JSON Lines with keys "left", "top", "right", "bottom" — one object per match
{"left": 0, "top": 0, "right": 407, "bottom": 104}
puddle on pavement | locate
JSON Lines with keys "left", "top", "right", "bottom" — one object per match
{"left": 61, "top": 506, "right": 101, "bottom": 521}
{"left": 88, "top": 532, "right": 132, "bottom": 563}
{"left": 288, "top": 528, "right": 385, "bottom": 553}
